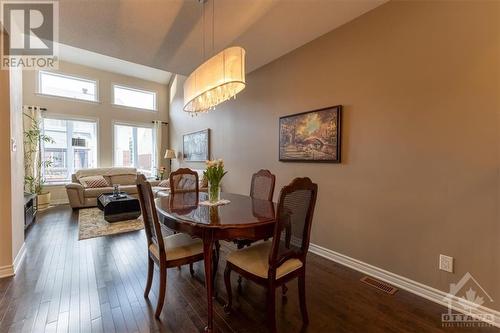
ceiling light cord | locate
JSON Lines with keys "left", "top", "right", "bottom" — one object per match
{"left": 200, "top": 0, "right": 215, "bottom": 61}
{"left": 212, "top": 0, "right": 215, "bottom": 56}
{"left": 202, "top": 1, "right": 205, "bottom": 61}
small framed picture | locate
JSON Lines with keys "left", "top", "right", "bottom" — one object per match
{"left": 183, "top": 129, "right": 210, "bottom": 162}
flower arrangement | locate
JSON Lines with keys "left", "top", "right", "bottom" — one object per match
{"left": 204, "top": 159, "right": 227, "bottom": 203}
{"left": 159, "top": 166, "right": 166, "bottom": 180}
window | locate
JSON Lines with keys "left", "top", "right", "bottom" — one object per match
{"left": 38, "top": 71, "right": 98, "bottom": 102}
{"left": 42, "top": 118, "right": 98, "bottom": 183}
{"left": 112, "top": 84, "right": 156, "bottom": 111}
{"left": 114, "top": 124, "right": 155, "bottom": 176}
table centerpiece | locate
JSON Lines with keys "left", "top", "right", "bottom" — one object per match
{"left": 204, "top": 159, "right": 227, "bottom": 204}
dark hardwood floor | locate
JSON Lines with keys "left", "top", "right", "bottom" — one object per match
{"left": 0, "top": 204, "right": 497, "bottom": 332}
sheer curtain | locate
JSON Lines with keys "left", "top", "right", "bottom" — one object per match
{"left": 153, "top": 120, "right": 165, "bottom": 174}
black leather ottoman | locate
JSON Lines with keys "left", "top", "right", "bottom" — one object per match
{"left": 97, "top": 192, "right": 141, "bottom": 222}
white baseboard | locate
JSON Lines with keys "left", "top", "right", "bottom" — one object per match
{"left": 13, "top": 242, "right": 26, "bottom": 274}
{"left": 0, "top": 243, "right": 26, "bottom": 279}
{"left": 0, "top": 265, "right": 14, "bottom": 278}
{"left": 308, "top": 242, "right": 500, "bottom": 328}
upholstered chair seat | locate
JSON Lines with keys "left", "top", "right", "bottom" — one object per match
{"left": 227, "top": 241, "right": 302, "bottom": 279}
{"left": 148, "top": 233, "right": 203, "bottom": 261}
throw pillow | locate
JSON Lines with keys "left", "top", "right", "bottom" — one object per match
{"left": 79, "top": 175, "right": 109, "bottom": 188}
{"left": 158, "top": 179, "right": 169, "bottom": 187}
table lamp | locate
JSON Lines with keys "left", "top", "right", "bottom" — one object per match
{"left": 164, "top": 149, "right": 176, "bottom": 170}
{"left": 164, "top": 149, "right": 176, "bottom": 159}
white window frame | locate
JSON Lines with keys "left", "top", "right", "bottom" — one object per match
{"left": 42, "top": 114, "right": 100, "bottom": 185}
{"left": 37, "top": 70, "right": 100, "bottom": 103}
{"left": 111, "top": 84, "right": 157, "bottom": 112}
{"left": 112, "top": 120, "right": 157, "bottom": 175}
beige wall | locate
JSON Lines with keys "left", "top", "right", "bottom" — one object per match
{"left": 23, "top": 61, "right": 170, "bottom": 203}
{"left": 10, "top": 66, "right": 24, "bottom": 264}
{"left": 170, "top": 1, "right": 500, "bottom": 309}
{"left": 0, "top": 31, "right": 25, "bottom": 272}
{"left": 0, "top": 35, "right": 13, "bottom": 269}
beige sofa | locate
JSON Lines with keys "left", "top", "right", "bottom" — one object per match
{"left": 66, "top": 167, "right": 160, "bottom": 208}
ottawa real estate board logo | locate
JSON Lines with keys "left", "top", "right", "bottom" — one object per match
{"left": 1, "top": 0, "right": 58, "bottom": 69}
{"left": 442, "top": 272, "right": 496, "bottom": 328}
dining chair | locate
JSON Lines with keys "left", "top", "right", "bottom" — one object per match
{"left": 169, "top": 168, "right": 199, "bottom": 194}
{"left": 235, "top": 169, "right": 276, "bottom": 250}
{"left": 250, "top": 169, "right": 276, "bottom": 201}
{"left": 136, "top": 174, "right": 206, "bottom": 318}
{"left": 224, "top": 177, "right": 318, "bottom": 332}
{"left": 169, "top": 168, "right": 221, "bottom": 278}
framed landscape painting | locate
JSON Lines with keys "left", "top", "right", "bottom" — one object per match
{"left": 183, "top": 129, "right": 210, "bottom": 161}
{"left": 279, "top": 105, "right": 342, "bottom": 163}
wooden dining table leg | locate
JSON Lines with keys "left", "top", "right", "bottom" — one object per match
{"left": 203, "top": 232, "right": 215, "bottom": 333}
{"left": 212, "top": 241, "right": 220, "bottom": 296}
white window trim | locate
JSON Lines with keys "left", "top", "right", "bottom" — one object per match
{"left": 111, "top": 83, "right": 158, "bottom": 112}
{"left": 42, "top": 114, "right": 100, "bottom": 184}
{"left": 37, "top": 70, "right": 100, "bottom": 103}
{"left": 111, "top": 120, "right": 157, "bottom": 175}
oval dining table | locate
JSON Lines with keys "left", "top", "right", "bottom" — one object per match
{"left": 155, "top": 191, "right": 276, "bottom": 332}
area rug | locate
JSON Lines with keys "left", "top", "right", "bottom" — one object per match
{"left": 78, "top": 208, "right": 144, "bottom": 240}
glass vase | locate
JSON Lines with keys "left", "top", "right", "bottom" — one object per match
{"left": 208, "top": 181, "right": 221, "bottom": 203}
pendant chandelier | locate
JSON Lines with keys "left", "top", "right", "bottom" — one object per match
{"left": 183, "top": 0, "right": 246, "bottom": 114}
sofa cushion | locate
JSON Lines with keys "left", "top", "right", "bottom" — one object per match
{"left": 110, "top": 174, "right": 137, "bottom": 185}
{"left": 79, "top": 175, "right": 109, "bottom": 188}
{"left": 120, "top": 185, "right": 138, "bottom": 194}
{"left": 84, "top": 187, "right": 113, "bottom": 198}
{"left": 75, "top": 167, "right": 137, "bottom": 180}
{"left": 103, "top": 176, "right": 112, "bottom": 185}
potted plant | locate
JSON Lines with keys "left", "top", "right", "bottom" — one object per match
{"left": 204, "top": 159, "right": 227, "bottom": 203}
{"left": 24, "top": 113, "right": 54, "bottom": 211}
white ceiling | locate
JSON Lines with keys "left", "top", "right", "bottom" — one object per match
{"left": 57, "top": 43, "right": 172, "bottom": 84}
{"left": 59, "top": 0, "right": 387, "bottom": 76}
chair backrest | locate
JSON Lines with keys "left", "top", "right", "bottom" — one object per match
{"left": 169, "top": 191, "right": 199, "bottom": 215}
{"left": 268, "top": 177, "right": 318, "bottom": 271}
{"left": 137, "top": 174, "right": 165, "bottom": 258}
{"left": 169, "top": 168, "right": 199, "bottom": 194}
{"left": 250, "top": 169, "right": 276, "bottom": 201}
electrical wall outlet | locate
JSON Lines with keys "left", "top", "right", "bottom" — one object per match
{"left": 11, "top": 138, "right": 17, "bottom": 152}
{"left": 439, "top": 254, "right": 454, "bottom": 273}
